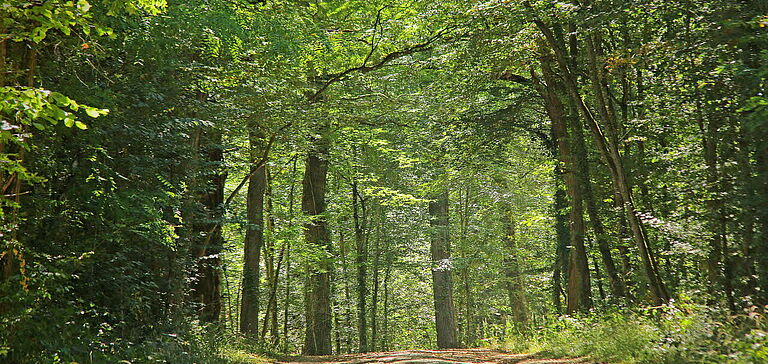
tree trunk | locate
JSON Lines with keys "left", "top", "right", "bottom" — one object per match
{"left": 352, "top": 179, "right": 369, "bottom": 352}
{"left": 571, "top": 113, "right": 626, "bottom": 299}
{"left": 584, "top": 34, "right": 669, "bottom": 304}
{"left": 736, "top": 132, "right": 758, "bottom": 297}
{"left": 501, "top": 204, "right": 528, "bottom": 328}
{"left": 700, "top": 111, "right": 729, "bottom": 306}
{"left": 301, "top": 127, "right": 333, "bottom": 355}
{"left": 240, "top": 129, "right": 267, "bottom": 334}
{"left": 552, "top": 180, "right": 569, "bottom": 314}
{"left": 191, "top": 130, "right": 227, "bottom": 323}
{"left": 340, "top": 228, "right": 353, "bottom": 352}
{"left": 429, "top": 190, "right": 459, "bottom": 348}
{"left": 755, "top": 141, "right": 768, "bottom": 305}
{"left": 370, "top": 216, "right": 381, "bottom": 351}
{"left": 382, "top": 250, "right": 392, "bottom": 351}
{"left": 333, "top": 281, "right": 341, "bottom": 354}
{"left": 459, "top": 187, "right": 475, "bottom": 345}
{"left": 261, "top": 167, "right": 282, "bottom": 343}
{"left": 536, "top": 56, "right": 592, "bottom": 314}
{"left": 529, "top": 16, "right": 669, "bottom": 304}
{"left": 283, "top": 158, "right": 298, "bottom": 350}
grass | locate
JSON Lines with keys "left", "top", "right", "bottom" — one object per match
{"left": 496, "top": 301, "right": 768, "bottom": 364}
{"left": 220, "top": 348, "right": 273, "bottom": 364}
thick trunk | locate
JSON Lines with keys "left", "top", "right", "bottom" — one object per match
{"left": 191, "top": 131, "right": 227, "bottom": 323}
{"left": 240, "top": 130, "right": 267, "bottom": 334}
{"left": 537, "top": 56, "right": 592, "bottom": 314}
{"left": 530, "top": 16, "right": 669, "bottom": 303}
{"left": 429, "top": 190, "right": 459, "bottom": 348}
{"left": 301, "top": 129, "right": 332, "bottom": 355}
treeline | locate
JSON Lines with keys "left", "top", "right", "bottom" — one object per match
{"left": 0, "top": 0, "right": 766, "bottom": 363}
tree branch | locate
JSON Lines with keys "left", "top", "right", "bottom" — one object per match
{"left": 307, "top": 26, "right": 456, "bottom": 103}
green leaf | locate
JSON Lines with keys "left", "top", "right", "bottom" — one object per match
{"left": 51, "top": 92, "right": 71, "bottom": 107}
{"left": 85, "top": 108, "right": 100, "bottom": 117}
{"left": 75, "top": 121, "right": 88, "bottom": 130}
{"left": 64, "top": 116, "right": 75, "bottom": 128}
{"left": 77, "top": 0, "right": 92, "bottom": 12}
{"left": 51, "top": 106, "right": 66, "bottom": 120}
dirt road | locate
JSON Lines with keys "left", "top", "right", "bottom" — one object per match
{"left": 276, "top": 349, "right": 587, "bottom": 364}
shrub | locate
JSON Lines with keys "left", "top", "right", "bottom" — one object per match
{"left": 502, "top": 300, "right": 768, "bottom": 364}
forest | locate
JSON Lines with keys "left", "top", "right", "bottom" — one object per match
{"left": 0, "top": 0, "right": 767, "bottom": 363}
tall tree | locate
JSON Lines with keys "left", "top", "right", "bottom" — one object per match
{"left": 190, "top": 129, "right": 227, "bottom": 323}
{"left": 535, "top": 54, "right": 592, "bottom": 313}
{"left": 240, "top": 128, "right": 268, "bottom": 335}
{"left": 352, "top": 178, "right": 369, "bottom": 352}
{"left": 526, "top": 7, "right": 669, "bottom": 304}
{"left": 501, "top": 202, "right": 528, "bottom": 328}
{"left": 301, "top": 123, "right": 333, "bottom": 355}
{"left": 429, "top": 189, "right": 459, "bottom": 348}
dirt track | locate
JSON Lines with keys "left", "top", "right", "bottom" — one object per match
{"left": 276, "top": 349, "right": 588, "bottom": 364}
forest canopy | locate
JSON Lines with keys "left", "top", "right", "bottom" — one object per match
{"left": 1, "top": 0, "right": 767, "bottom": 363}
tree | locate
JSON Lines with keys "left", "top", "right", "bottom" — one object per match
{"left": 240, "top": 127, "right": 268, "bottom": 334}
{"left": 428, "top": 189, "right": 459, "bottom": 348}
{"left": 301, "top": 123, "right": 333, "bottom": 355}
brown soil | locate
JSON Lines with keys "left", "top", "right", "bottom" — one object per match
{"left": 275, "top": 349, "right": 589, "bottom": 364}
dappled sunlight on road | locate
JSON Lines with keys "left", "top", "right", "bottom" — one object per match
{"left": 277, "top": 349, "right": 588, "bottom": 364}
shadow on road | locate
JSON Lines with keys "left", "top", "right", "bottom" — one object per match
{"left": 276, "top": 348, "right": 588, "bottom": 364}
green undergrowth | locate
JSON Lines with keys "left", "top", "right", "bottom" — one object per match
{"left": 0, "top": 316, "right": 273, "bottom": 364}
{"left": 500, "top": 300, "right": 768, "bottom": 364}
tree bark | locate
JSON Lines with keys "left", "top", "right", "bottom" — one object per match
{"left": 501, "top": 204, "right": 528, "bottom": 328}
{"left": 191, "top": 130, "right": 227, "bottom": 323}
{"left": 382, "top": 249, "right": 393, "bottom": 351}
{"left": 261, "top": 167, "right": 282, "bottom": 343}
{"left": 736, "top": 132, "right": 758, "bottom": 297}
{"left": 459, "top": 187, "right": 475, "bottom": 345}
{"left": 571, "top": 112, "right": 626, "bottom": 299}
{"left": 529, "top": 15, "right": 669, "bottom": 303}
{"left": 552, "top": 186, "right": 569, "bottom": 314}
{"left": 700, "top": 111, "right": 729, "bottom": 306}
{"left": 283, "top": 158, "right": 298, "bottom": 350}
{"left": 584, "top": 34, "right": 669, "bottom": 304}
{"left": 429, "top": 190, "right": 459, "bottom": 348}
{"left": 352, "top": 179, "right": 369, "bottom": 352}
{"left": 301, "top": 126, "right": 333, "bottom": 355}
{"left": 535, "top": 56, "right": 592, "bottom": 313}
{"left": 240, "top": 129, "right": 267, "bottom": 334}
{"left": 370, "top": 215, "right": 381, "bottom": 351}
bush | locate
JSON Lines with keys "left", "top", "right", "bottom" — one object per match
{"left": 502, "top": 300, "right": 768, "bottom": 364}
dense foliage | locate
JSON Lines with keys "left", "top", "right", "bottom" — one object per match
{"left": 1, "top": 0, "right": 766, "bottom": 363}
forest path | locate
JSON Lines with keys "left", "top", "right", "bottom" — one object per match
{"left": 276, "top": 349, "right": 587, "bottom": 364}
